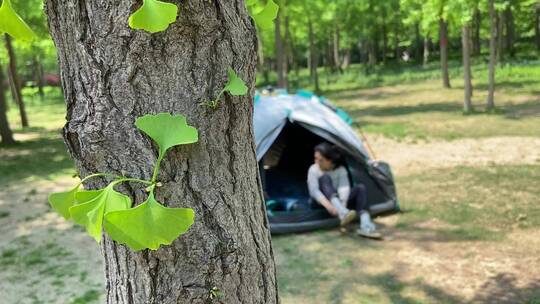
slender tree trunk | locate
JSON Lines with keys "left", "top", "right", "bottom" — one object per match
{"left": 423, "top": 36, "right": 430, "bottom": 67}
{"left": 462, "top": 25, "right": 473, "bottom": 113}
{"left": 333, "top": 21, "right": 342, "bottom": 72}
{"left": 0, "top": 62, "right": 15, "bottom": 145}
{"left": 535, "top": 5, "right": 540, "bottom": 51}
{"left": 341, "top": 48, "right": 351, "bottom": 70}
{"left": 45, "top": 1, "right": 279, "bottom": 303}
{"left": 284, "top": 15, "right": 295, "bottom": 86}
{"left": 4, "top": 34, "right": 29, "bottom": 127}
{"left": 473, "top": 9, "right": 481, "bottom": 55}
{"left": 33, "top": 56, "right": 45, "bottom": 101}
{"left": 439, "top": 18, "right": 451, "bottom": 88}
{"left": 488, "top": 0, "right": 497, "bottom": 110}
{"left": 505, "top": 6, "right": 515, "bottom": 58}
{"left": 415, "top": 23, "right": 422, "bottom": 63}
{"left": 393, "top": 22, "right": 400, "bottom": 61}
{"left": 381, "top": 8, "right": 388, "bottom": 65}
{"left": 283, "top": 15, "right": 291, "bottom": 90}
{"left": 496, "top": 10, "right": 505, "bottom": 63}
{"left": 308, "top": 18, "right": 320, "bottom": 92}
{"left": 275, "top": 9, "right": 287, "bottom": 89}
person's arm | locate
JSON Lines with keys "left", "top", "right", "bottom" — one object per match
{"left": 307, "top": 165, "right": 338, "bottom": 215}
{"left": 336, "top": 166, "right": 351, "bottom": 203}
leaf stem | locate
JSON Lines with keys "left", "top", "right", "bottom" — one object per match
{"left": 113, "top": 178, "right": 153, "bottom": 186}
{"left": 80, "top": 173, "right": 119, "bottom": 183}
{"left": 151, "top": 151, "right": 165, "bottom": 183}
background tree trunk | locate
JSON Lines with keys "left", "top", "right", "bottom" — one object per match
{"left": 473, "top": 9, "right": 481, "bottom": 55}
{"left": 462, "top": 25, "right": 473, "bottom": 113}
{"left": 4, "top": 34, "right": 29, "bottom": 128}
{"left": 439, "top": 18, "right": 451, "bottom": 88}
{"left": 45, "top": 1, "right": 279, "bottom": 303}
{"left": 488, "top": 0, "right": 497, "bottom": 110}
{"left": 535, "top": 4, "right": 539, "bottom": 51}
{"left": 308, "top": 18, "right": 320, "bottom": 92}
{"left": 423, "top": 36, "right": 430, "bottom": 67}
{"left": 496, "top": 10, "right": 505, "bottom": 63}
{"left": 0, "top": 62, "right": 15, "bottom": 145}
{"left": 333, "top": 21, "right": 342, "bottom": 72}
{"left": 505, "top": 5, "right": 515, "bottom": 58}
{"left": 275, "top": 9, "right": 287, "bottom": 89}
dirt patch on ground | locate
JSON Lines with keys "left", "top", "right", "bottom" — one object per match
{"left": 368, "top": 136, "right": 540, "bottom": 175}
{"left": 373, "top": 216, "right": 540, "bottom": 303}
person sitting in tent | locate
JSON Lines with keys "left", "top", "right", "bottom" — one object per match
{"left": 307, "top": 143, "right": 381, "bottom": 238}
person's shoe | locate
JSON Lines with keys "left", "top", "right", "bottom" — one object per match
{"left": 340, "top": 210, "right": 357, "bottom": 226}
{"left": 356, "top": 227, "right": 383, "bottom": 240}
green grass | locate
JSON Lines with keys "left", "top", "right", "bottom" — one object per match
{"left": 396, "top": 164, "right": 540, "bottom": 233}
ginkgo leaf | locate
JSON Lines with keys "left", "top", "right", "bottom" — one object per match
{"left": 128, "top": 0, "right": 178, "bottom": 33}
{"left": 135, "top": 113, "right": 198, "bottom": 155}
{"left": 223, "top": 67, "right": 248, "bottom": 96}
{"left": 104, "top": 193, "right": 194, "bottom": 251}
{"left": 48, "top": 185, "right": 80, "bottom": 220}
{"left": 69, "top": 186, "right": 131, "bottom": 242}
{"left": 252, "top": 0, "right": 279, "bottom": 30}
{"left": 0, "top": 0, "right": 36, "bottom": 40}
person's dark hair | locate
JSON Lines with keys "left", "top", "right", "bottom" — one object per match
{"left": 314, "top": 142, "right": 343, "bottom": 165}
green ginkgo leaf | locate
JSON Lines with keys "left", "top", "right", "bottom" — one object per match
{"left": 104, "top": 193, "right": 194, "bottom": 251}
{"left": 0, "top": 0, "right": 36, "bottom": 40}
{"left": 128, "top": 0, "right": 178, "bottom": 33}
{"left": 252, "top": 0, "right": 279, "bottom": 30}
{"left": 48, "top": 185, "right": 80, "bottom": 220}
{"left": 223, "top": 67, "right": 248, "bottom": 96}
{"left": 135, "top": 113, "right": 198, "bottom": 155}
{"left": 69, "top": 185, "right": 131, "bottom": 242}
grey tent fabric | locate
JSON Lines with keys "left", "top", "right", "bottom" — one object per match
{"left": 254, "top": 93, "right": 370, "bottom": 161}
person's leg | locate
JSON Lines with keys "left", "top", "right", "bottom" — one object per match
{"left": 346, "top": 184, "right": 369, "bottom": 214}
{"left": 348, "top": 184, "right": 379, "bottom": 236}
{"left": 319, "top": 175, "right": 351, "bottom": 220}
{"left": 318, "top": 174, "right": 337, "bottom": 199}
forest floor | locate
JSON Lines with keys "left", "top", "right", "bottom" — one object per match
{"left": 1, "top": 62, "right": 539, "bottom": 303}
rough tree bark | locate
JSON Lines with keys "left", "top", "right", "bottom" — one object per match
{"left": 45, "top": 1, "right": 279, "bottom": 303}
{"left": 439, "top": 18, "right": 451, "bottom": 88}
{"left": 488, "top": 0, "right": 497, "bottom": 110}
{"left": 0, "top": 62, "right": 15, "bottom": 145}
{"left": 4, "top": 34, "right": 29, "bottom": 128}
{"left": 462, "top": 25, "right": 473, "bottom": 113}
{"left": 275, "top": 8, "right": 287, "bottom": 89}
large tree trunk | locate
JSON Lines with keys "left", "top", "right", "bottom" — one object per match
{"left": 488, "top": 0, "right": 497, "bottom": 110}
{"left": 4, "top": 34, "right": 29, "bottom": 128}
{"left": 0, "top": 62, "right": 15, "bottom": 145}
{"left": 308, "top": 18, "right": 320, "bottom": 92}
{"left": 462, "top": 25, "right": 473, "bottom": 113}
{"left": 275, "top": 9, "right": 287, "bottom": 89}
{"left": 439, "top": 18, "right": 451, "bottom": 88}
{"left": 341, "top": 48, "right": 351, "bottom": 70}
{"left": 44, "top": 1, "right": 279, "bottom": 303}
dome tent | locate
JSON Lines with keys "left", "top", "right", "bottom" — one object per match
{"left": 254, "top": 91, "right": 399, "bottom": 234}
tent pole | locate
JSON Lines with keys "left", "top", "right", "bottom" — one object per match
{"left": 357, "top": 128, "right": 378, "bottom": 160}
